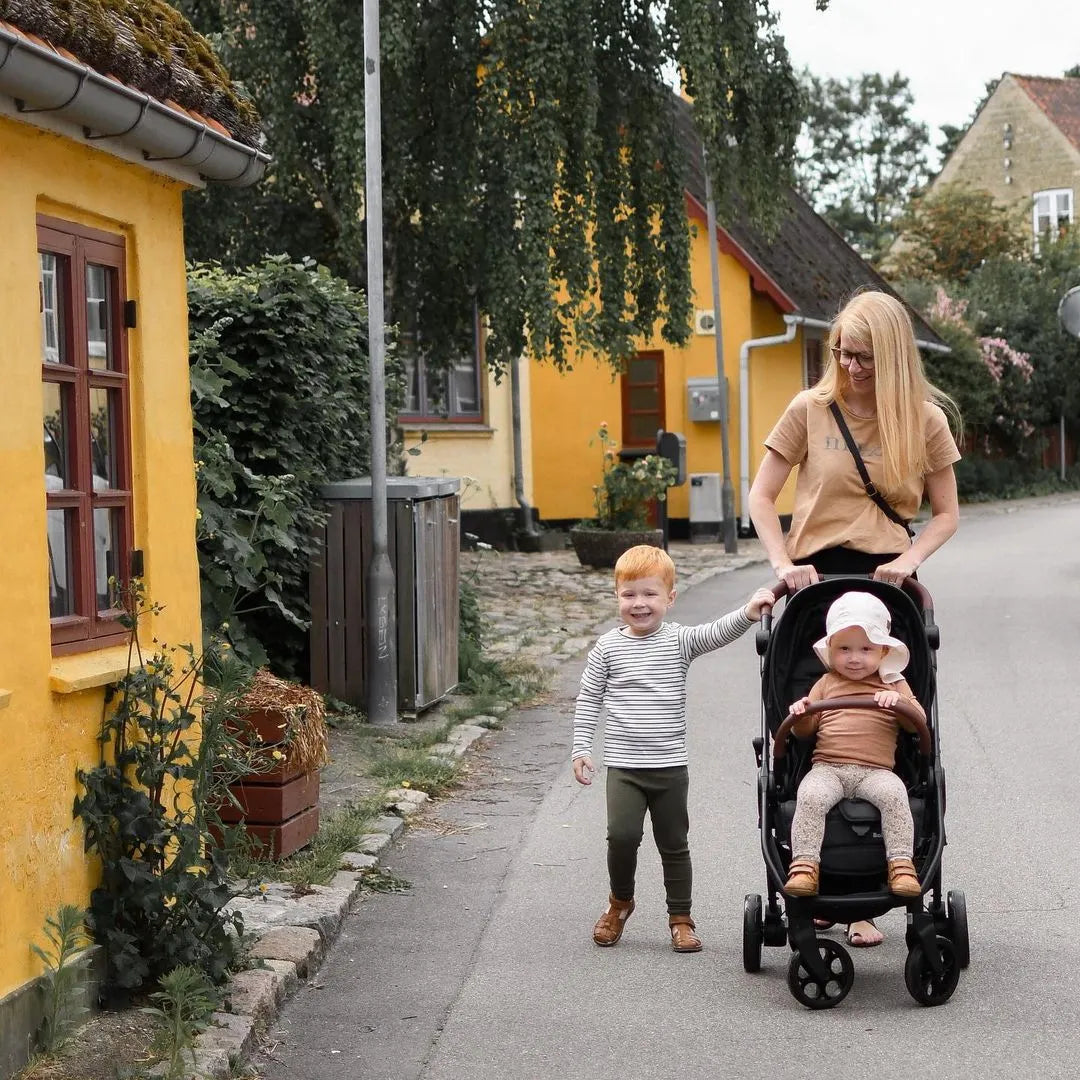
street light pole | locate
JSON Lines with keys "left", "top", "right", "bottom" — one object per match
{"left": 703, "top": 149, "right": 738, "bottom": 553}
{"left": 363, "top": 0, "right": 397, "bottom": 725}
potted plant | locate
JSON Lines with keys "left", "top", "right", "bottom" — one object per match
{"left": 217, "top": 669, "right": 330, "bottom": 858}
{"left": 569, "top": 423, "right": 678, "bottom": 568}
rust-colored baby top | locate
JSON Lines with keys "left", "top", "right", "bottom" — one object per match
{"left": 792, "top": 670, "right": 926, "bottom": 770}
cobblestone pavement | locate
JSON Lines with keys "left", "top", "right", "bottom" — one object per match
{"left": 461, "top": 537, "right": 767, "bottom": 668}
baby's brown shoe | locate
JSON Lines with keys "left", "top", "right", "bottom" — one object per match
{"left": 593, "top": 895, "right": 635, "bottom": 946}
{"left": 784, "top": 859, "right": 820, "bottom": 897}
{"left": 887, "top": 857, "right": 922, "bottom": 897}
{"left": 669, "top": 914, "right": 702, "bottom": 952}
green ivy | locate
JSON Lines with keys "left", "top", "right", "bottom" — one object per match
{"left": 188, "top": 256, "right": 405, "bottom": 674}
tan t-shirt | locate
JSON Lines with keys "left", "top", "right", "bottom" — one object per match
{"left": 792, "top": 671, "right": 925, "bottom": 770}
{"left": 764, "top": 390, "right": 961, "bottom": 560}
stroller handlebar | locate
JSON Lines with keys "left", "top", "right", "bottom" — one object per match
{"left": 773, "top": 695, "right": 931, "bottom": 760}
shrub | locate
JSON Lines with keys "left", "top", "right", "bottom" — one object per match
{"left": 188, "top": 256, "right": 406, "bottom": 675}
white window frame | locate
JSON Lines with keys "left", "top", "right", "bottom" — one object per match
{"left": 400, "top": 305, "right": 485, "bottom": 424}
{"left": 1032, "top": 188, "right": 1073, "bottom": 252}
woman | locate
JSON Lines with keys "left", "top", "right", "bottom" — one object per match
{"left": 748, "top": 289, "right": 961, "bottom": 947}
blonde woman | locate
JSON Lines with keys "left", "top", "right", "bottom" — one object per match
{"left": 747, "top": 289, "right": 961, "bottom": 946}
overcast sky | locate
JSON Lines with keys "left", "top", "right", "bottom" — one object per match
{"left": 769, "top": 0, "right": 1080, "bottom": 163}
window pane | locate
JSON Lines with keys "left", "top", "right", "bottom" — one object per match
{"left": 1058, "top": 192, "right": 1071, "bottom": 218}
{"left": 93, "top": 507, "right": 123, "bottom": 612}
{"left": 424, "top": 367, "right": 449, "bottom": 416}
{"left": 628, "top": 414, "right": 657, "bottom": 443}
{"left": 1035, "top": 193, "right": 1051, "bottom": 213}
{"left": 627, "top": 358, "right": 658, "bottom": 384}
{"left": 47, "top": 508, "right": 77, "bottom": 617}
{"left": 86, "top": 264, "right": 115, "bottom": 371}
{"left": 43, "top": 381, "right": 73, "bottom": 486}
{"left": 89, "top": 387, "right": 120, "bottom": 488}
{"left": 39, "top": 253, "right": 66, "bottom": 365}
{"left": 450, "top": 358, "right": 481, "bottom": 416}
{"left": 629, "top": 387, "right": 658, "bottom": 411}
{"left": 1038, "top": 212, "right": 1052, "bottom": 235}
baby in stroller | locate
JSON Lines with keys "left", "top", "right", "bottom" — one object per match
{"left": 783, "top": 591, "right": 924, "bottom": 900}
{"left": 745, "top": 574, "right": 968, "bottom": 1008}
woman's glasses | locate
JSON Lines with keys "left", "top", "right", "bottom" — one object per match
{"left": 830, "top": 346, "right": 875, "bottom": 369}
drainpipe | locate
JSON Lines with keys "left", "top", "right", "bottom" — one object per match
{"left": 737, "top": 316, "right": 951, "bottom": 532}
{"left": 738, "top": 315, "right": 806, "bottom": 533}
{"left": 510, "top": 355, "right": 537, "bottom": 535}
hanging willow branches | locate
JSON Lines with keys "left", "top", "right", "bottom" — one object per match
{"left": 177, "top": 0, "right": 806, "bottom": 373}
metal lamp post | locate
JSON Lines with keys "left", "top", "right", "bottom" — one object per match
{"left": 702, "top": 148, "right": 738, "bottom": 553}
{"left": 363, "top": 0, "right": 397, "bottom": 724}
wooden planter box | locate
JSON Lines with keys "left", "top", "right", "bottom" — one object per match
{"left": 221, "top": 772, "right": 320, "bottom": 825}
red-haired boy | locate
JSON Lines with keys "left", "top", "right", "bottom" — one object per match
{"left": 572, "top": 544, "right": 773, "bottom": 951}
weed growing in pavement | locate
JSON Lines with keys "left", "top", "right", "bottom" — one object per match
{"left": 359, "top": 867, "right": 412, "bottom": 894}
{"left": 272, "top": 797, "right": 385, "bottom": 892}
{"left": 143, "top": 965, "right": 220, "bottom": 1080}
{"left": 368, "top": 747, "right": 460, "bottom": 795}
{"left": 31, "top": 906, "right": 91, "bottom": 1055}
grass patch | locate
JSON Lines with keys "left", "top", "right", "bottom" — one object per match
{"left": 279, "top": 797, "right": 384, "bottom": 891}
{"left": 368, "top": 747, "right": 460, "bottom": 796}
{"left": 359, "top": 867, "right": 412, "bottom": 894}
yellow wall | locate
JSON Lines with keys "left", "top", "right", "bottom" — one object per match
{"left": 0, "top": 116, "right": 201, "bottom": 997}
{"left": 530, "top": 209, "right": 806, "bottom": 522}
{"left": 402, "top": 363, "right": 532, "bottom": 511}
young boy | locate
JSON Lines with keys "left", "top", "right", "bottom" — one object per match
{"left": 572, "top": 544, "right": 774, "bottom": 952}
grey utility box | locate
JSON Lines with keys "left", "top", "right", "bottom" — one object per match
{"left": 687, "top": 376, "right": 729, "bottom": 423}
{"left": 310, "top": 476, "right": 460, "bottom": 716}
{"left": 688, "top": 473, "right": 722, "bottom": 543}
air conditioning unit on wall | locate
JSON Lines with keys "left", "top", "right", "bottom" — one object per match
{"left": 694, "top": 309, "right": 716, "bottom": 335}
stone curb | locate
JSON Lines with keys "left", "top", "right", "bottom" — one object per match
{"left": 174, "top": 723, "right": 492, "bottom": 1079}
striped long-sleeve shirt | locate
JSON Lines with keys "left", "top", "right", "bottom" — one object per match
{"left": 572, "top": 609, "right": 753, "bottom": 768}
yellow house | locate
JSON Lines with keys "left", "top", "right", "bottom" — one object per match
{"left": 0, "top": 3, "right": 266, "bottom": 1071}
{"left": 404, "top": 99, "right": 945, "bottom": 542}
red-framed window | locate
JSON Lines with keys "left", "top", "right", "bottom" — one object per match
{"left": 399, "top": 305, "right": 485, "bottom": 424}
{"left": 620, "top": 351, "right": 666, "bottom": 447}
{"left": 39, "top": 216, "right": 134, "bottom": 654}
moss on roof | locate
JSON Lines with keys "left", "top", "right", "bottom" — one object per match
{"left": 0, "top": 0, "right": 262, "bottom": 148}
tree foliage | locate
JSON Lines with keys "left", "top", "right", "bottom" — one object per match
{"left": 886, "top": 183, "right": 1027, "bottom": 284}
{"left": 795, "top": 70, "right": 928, "bottom": 261}
{"left": 189, "top": 257, "right": 405, "bottom": 675}
{"left": 175, "top": 0, "right": 803, "bottom": 374}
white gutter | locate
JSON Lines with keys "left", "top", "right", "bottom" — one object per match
{"left": 737, "top": 313, "right": 950, "bottom": 531}
{"left": 0, "top": 26, "right": 269, "bottom": 186}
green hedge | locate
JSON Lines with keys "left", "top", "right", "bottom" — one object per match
{"left": 189, "top": 256, "right": 405, "bottom": 674}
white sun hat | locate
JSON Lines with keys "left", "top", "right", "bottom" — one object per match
{"left": 813, "top": 591, "right": 910, "bottom": 683}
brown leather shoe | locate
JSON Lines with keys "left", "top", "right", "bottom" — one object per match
{"left": 887, "top": 858, "right": 922, "bottom": 897}
{"left": 669, "top": 914, "right": 702, "bottom": 952}
{"left": 784, "top": 859, "right": 820, "bottom": 897}
{"left": 593, "top": 895, "right": 635, "bottom": 946}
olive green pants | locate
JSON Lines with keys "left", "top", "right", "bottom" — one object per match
{"left": 606, "top": 766, "right": 692, "bottom": 916}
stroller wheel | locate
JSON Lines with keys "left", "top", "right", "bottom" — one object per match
{"left": 947, "top": 890, "right": 970, "bottom": 969}
{"left": 904, "top": 935, "right": 960, "bottom": 1006}
{"left": 786, "top": 940, "right": 853, "bottom": 1010}
{"left": 743, "top": 894, "right": 764, "bottom": 973}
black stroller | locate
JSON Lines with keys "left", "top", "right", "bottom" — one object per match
{"left": 743, "top": 575, "right": 968, "bottom": 1008}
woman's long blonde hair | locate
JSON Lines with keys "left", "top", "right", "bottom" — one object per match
{"left": 808, "top": 290, "right": 961, "bottom": 497}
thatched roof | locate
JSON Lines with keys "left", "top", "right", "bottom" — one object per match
{"left": 0, "top": 0, "right": 262, "bottom": 148}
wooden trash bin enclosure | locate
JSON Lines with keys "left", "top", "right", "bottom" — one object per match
{"left": 310, "top": 476, "right": 460, "bottom": 716}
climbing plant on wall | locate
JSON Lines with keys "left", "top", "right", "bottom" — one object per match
{"left": 176, "top": 0, "right": 804, "bottom": 374}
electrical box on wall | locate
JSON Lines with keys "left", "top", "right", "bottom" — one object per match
{"left": 687, "top": 376, "right": 727, "bottom": 423}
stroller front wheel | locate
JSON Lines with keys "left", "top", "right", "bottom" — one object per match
{"left": 786, "top": 940, "right": 854, "bottom": 1009}
{"left": 904, "top": 935, "right": 960, "bottom": 1006}
{"left": 743, "top": 894, "right": 764, "bottom": 972}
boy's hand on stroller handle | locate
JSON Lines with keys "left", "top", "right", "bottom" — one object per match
{"left": 773, "top": 695, "right": 930, "bottom": 760}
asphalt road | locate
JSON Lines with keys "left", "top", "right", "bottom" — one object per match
{"left": 254, "top": 496, "right": 1080, "bottom": 1080}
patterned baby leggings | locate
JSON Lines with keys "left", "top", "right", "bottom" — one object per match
{"left": 791, "top": 762, "right": 913, "bottom": 862}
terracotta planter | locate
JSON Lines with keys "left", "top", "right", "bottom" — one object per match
{"left": 569, "top": 527, "right": 664, "bottom": 569}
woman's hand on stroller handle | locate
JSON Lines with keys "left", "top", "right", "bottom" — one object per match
{"left": 772, "top": 695, "right": 931, "bottom": 761}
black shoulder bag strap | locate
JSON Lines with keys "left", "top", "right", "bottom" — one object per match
{"left": 828, "top": 401, "right": 916, "bottom": 538}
